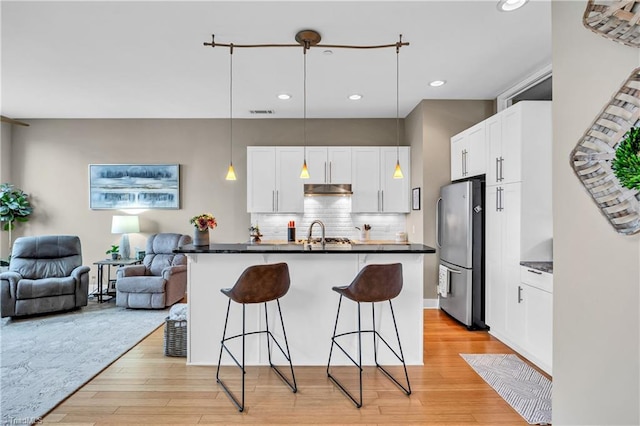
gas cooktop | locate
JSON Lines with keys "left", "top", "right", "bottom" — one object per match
{"left": 298, "top": 237, "right": 353, "bottom": 245}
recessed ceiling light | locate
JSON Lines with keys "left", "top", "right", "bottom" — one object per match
{"left": 429, "top": 80, "right": 446, "bottom": 87}
{"left": 497, "top": 0, "right": 528, "bottom": 12}
{"left": 348, "top": 94, "right": 363, "bottom": 100}
{"left": 277, "top": 93, "right": 291, "bottom": 100}
{"left": 323, "top": 50, "right": 333, "bottom": 55}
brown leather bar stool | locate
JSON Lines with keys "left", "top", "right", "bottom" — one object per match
{"left": 216, "top": 262, "right": 297, "bottom": 412}
{"left": 327, "top": 263, "right": 411, "bottom": 408}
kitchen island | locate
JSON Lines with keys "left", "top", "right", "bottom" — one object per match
{"left": 175, "top": 242, "right": 435, "bottom": 366}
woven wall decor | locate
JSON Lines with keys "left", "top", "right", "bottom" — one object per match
{"left": 570, "top": 66, "right": 640, "bottom": 235}
{"left": 583, "top": 1, "right": 640, "bottom": 47}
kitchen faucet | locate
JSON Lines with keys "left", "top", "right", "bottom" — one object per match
{"left": 307, "top": 220, "right": 326, "bottom": 244}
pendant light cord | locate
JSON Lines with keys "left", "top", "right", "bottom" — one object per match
{"left": 303, "top": 41, "right": 308, "bottom": 161}
{"left": 396, "top": 36, "right": 400, "bottom": 161}
{"left": 229, "top": 44, "right": 234, "bottom": 164}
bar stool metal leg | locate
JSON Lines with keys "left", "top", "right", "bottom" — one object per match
{"left": 216, "top": 300, "right": 247, "bottom": 412}
{"left": 327, "top": 297, "right": 411, "bottom": 408}
{"left": 264, "top": 300, "right": 297, "bottom": 393}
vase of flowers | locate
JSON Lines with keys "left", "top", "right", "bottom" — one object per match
{"left": 190, "top": 213, "right": 217, "bottom": 246}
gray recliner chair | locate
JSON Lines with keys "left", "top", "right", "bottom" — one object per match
{"left": 0, "top": 235, "right": 90, "bottom": 318}
{"left": 116, "top": 233, "right": 191, "bottom": 309}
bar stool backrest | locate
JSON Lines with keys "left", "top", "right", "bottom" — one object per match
{"left": 224, "top": 262, "right": 291, "bottom": 304}
{"left": 345, "top": 263, "right": 403, "bottom": 302}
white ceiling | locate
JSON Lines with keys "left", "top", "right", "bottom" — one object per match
{"left": 1, "top": 1, "right": 552, "bottom": 119}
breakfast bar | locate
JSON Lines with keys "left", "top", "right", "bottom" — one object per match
{"left": 175, "top": 242, "right": 435, "bottom": 366}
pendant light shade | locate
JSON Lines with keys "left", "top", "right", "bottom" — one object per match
{"left": 393, "top": 36, "right": 404, "bottom": 180}
{"left": 300, "top": 159, "right": 310, "bottom": 179}
{"left": 225, "top": 44, "right": 237, "bottom": 181}
{"left": 226, "top": 163, "right": 237, "bottom": 180}
{"left": 393, "top": 160, "right": 404, "bottom": 179}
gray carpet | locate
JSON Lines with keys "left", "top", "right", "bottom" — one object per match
{"left": 460, "top": 353, "right": 552, "bottom": 425}
{"left": 0, "top": 301, "right": 169, "bottom": 425}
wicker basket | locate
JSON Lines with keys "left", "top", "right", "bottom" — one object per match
{"left": 164, "top": 317, "right": 187, "bottom": 357}
{"left": 583, "top": 1, "right": 640, "bottom": 48}
{"left": 570, "top": 66, "right": 640, "bottom": 235}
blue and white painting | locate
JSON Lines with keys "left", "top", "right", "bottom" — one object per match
{"left": 89, "top": 164, "right": 180, "bottom": 209}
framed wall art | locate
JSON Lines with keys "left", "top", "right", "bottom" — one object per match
{"left": 412, "top": 187, "right": 421, "bottom": 211}
{"left": 89, "top": 164, "right": 180, "bottom": 210}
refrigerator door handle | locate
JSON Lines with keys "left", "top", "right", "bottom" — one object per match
{"left": 445, "top": 266, "right": 462, "bottom": 274}
{"left": 436, "top": 197, "right": 442, "bottom": 248}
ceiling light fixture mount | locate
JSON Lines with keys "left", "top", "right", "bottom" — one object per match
{"left": 205, "top": 30, "right": 409, "bottom": 180}
{"left": 204, "top": 30, "right": 409, "bottom": 51}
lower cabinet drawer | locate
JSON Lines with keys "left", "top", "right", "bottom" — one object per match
{"left": 520, "top": 266, "right": 553, "bottom": 293}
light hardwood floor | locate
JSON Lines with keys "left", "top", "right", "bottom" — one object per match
{"left": 42, "top": 309, "right": 546, "bottom": 425}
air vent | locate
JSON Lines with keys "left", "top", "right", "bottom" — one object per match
{"left": 250, "top": 110, "right": 275, "bottom": 115}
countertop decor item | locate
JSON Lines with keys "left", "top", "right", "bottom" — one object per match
{"left": 570, "top": 66, "right": 640, "bottom": 235}
{"left": 249, "top": 224, "right": 263, "bottom": 243}
{"left": 190, "top": 213, "right": 217, "bottom": 246}
{"left": 583, "top": 0, "right": 640, "bottom": 48}
{"left": 612, "top": 126, "right": 640, "bottom": 190}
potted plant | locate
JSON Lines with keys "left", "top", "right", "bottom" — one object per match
{"left": 249, "top": 225, "right": 262, "bottom": 243}
{"left": 106, "top": 245, "right": 120, "bottom": 260}
{"left": 0, "top": 183, "right": 33, "bottom": 260}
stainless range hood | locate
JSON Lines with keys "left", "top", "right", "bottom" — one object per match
{"left": 304, "top": 183, "right": 353, "bottom": 196}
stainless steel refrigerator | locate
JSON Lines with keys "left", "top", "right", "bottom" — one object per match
{"left": 436, "top": 179, "right": 486, "bottom": 329}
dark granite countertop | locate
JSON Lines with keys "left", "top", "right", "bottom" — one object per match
{"left": 520, "top": 261, "right": 553, "bottom": 274}
{"left": 175, "top": 243, "right": 436, "bottom": 254}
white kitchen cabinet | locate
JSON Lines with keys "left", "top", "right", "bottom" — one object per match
{"left": 485, "top": 183, "right": 521, "bottom": 339}
{"left": 352, "top": 146, "right": 410, "bottom": 213}
{"left": 484, "top": 100, "right": 553, "bottom": 375}
{"left": 502, "top": 267, "right": 554, "bottom": 375}
{"left": 486, "top": 101, "right": 552, "bottom": 186}
{"left": 305, "top": 147, "right": 352, "bottom": 184}
{"left": 247, "top": 146, "right": 304, "bottom": 213}
{"left": 450, "top": 121, "right": 485, "bottom": 181}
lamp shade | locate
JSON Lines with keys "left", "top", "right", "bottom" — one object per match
{"left": 111, "top": 215, "right": 140, "bottom": 234}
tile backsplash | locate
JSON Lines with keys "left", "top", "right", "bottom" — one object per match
{"left": 250, "top": 196, "right": 407, "bottom": 241}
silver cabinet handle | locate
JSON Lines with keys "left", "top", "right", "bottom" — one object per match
{"left": 498, "top": 187, "right": 504, "bottom": 212}
{"left": 495, "top": 188, "right": 500, "bottom": 212}
{"left": 381, "top": 190, "right": 384, "bottom": 212}
{"left": 499, "top": 156, "right": 504, "bottom": 181}
{"left": 461, "top": 150, "right": 465, "bottom": 176}
{"left": 324, "top": 161, "right": 327, "bottom": 183}
{"left": 272, "top": 190, "right": 275, "bottom": 212}
{"left": 527, "top": 269, "right": 543, "bottom": 275}
{"left": 517, "top": 285, "right": 523, "bottom": 303}
{"left": 329, "top": 161, "right": 332, "bottom": 183}
{"left": 495, "top": 157, "right": 499, "bottom": 182}
{"left": 436, "top": 198, "right": 442, "bottom": 248}
{"left": 276, "top": 190, "right": 279, "bottom": 212}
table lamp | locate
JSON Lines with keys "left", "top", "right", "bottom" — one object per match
{"left": 111, "top": 215, "right": 140, "bottom": 260}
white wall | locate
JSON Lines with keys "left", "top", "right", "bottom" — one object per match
{"left": 552, "top": 2, "right": 640, "bottom": 424}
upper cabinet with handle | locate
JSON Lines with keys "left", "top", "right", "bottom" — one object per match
{"left": 305, "top": 147, "right": 352, "bottom": 184}
{"left": 486, "top": 101, "right": 552, "bottom": 186}
{"left": 247, "top": 146, "right": 304, "bottom": 213}
{"left": 450, "top": 121, "right": 486, "bottom": 181}
{"left": 352, "top": 146, "right": 410, "bottom": 213}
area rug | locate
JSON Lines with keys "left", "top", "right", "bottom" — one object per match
{"left": 1, "top": 302, "right": 169, "bottom": 425}
{"left": 460, "top": 353, "right": 552, "bottom": 425}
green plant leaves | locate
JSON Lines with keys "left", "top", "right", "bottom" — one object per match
{"left": 612, "top": 127, "right": 640, "bottom": 191}
{"left": 0, "top": 183, "right": 33, "bottom": 229}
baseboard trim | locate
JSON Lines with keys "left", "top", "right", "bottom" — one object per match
{"left": 423, "top": 298, "right": 439, "bottom": 309}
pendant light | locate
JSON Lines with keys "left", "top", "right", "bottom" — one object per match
{"left": 225, "top": 44, "right": 237, "bottom": 181}
{"left": 300, "top": 38, "right": 310, "bottom": 179}
{"left": 393, "top": 36, "right": 404, "bottom": 179}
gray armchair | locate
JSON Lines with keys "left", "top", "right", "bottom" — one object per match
{"left": 0, "top": 235, "right": 90, "bottom": 318}
{"left": 116, "top": 233, "right": 192, "bottom": 309}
